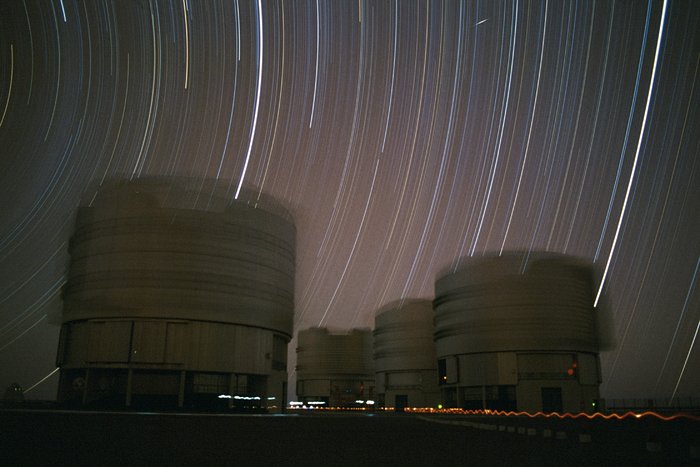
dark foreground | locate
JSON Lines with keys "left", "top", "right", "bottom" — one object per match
{"left": 1, "top": 409, "right": 698, "bottom": 466}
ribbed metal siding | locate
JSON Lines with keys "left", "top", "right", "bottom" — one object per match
{"left": 434, "top": 253, "right": 599, "bottom": 356}
{"left": 62, "top": 180, "right": 295, "bottom": 337}
{"left": 373, "top": 300, "right": 436, "bottom": 373}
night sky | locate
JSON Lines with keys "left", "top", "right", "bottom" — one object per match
{"left": 0, "top": 0, "right": 698, "bottom": 402}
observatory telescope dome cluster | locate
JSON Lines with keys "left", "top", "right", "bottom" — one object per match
{"left": 56, "top": 178, "right": 604, "bottom": 413}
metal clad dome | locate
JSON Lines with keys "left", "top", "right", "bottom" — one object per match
{"left": 62, "top": 178, "right": 295, "bottom": 337}
{"left": 296, "top": 328, "right": 374, "bottom": 378}
{"left": 373, "top": 299, "right": 436, "bottom": 373}
{"left": 434, "top": 252, "right": 599, "bottom": 355}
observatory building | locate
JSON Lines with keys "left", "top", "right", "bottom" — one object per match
{"left": 373, "top": 300, "right": 439, "bottom": 410}
{"left": 56, "top": 178, "right": 295, "bottom": 411}
{"left": 295, "top": 327, "right": 375, "bottom": 407}
{"left": 433, "top": 253, "right": 602, "bottom": 413}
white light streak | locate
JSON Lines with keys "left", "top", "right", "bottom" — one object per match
{"left": 22, "top": 2, "right": 34, "bottom": 104}
{"left": 45, "top": 7, "right": 62, "bottom": 141}
{"left": 24, "top": 368, "right": 60, "bottom": 393}
{"left": 593, "top": 2, "right": 652, "bottom": 262}
{"left": 235, "top": 0, "right": 263, "bottom": 199}
{"left": 0, "top": 44, "right": 13, "bottom": 128}
{"left": 595, "top": 0, "right": 668, "bottom": 307}
{"left": 661, "top": 257, "right": 699, "bottom": 396}
{"left": 182, "top": 0, "right": 190, "bottom": 89}
{"left": 653, "top": 61, "right": 699, "bottom": 391}
{"left": 380, "top": 1, "right": 398, "bottom": 152}
{"left": 100, "top": 54, "right": 130, "bottom": 185}
{"left": 309, "top": 0, "right": 320, "bottom": 128}
{"left": 258, "top": 4, "right": 285, "bottom": 195}
{"left": 131, "top": 6, "right": 160, "bottom": 178}
{"left": 671, "top": 324, "right": 700, "bottom": 400}
{"left": 235, "top": 0, "right": 241, "bottom": 61}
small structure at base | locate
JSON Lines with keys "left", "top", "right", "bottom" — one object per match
{"left": 4, "top": 383, "right": 24, "bottom": 405}
{"left": 296, "top": 327, "right": 374, "bottom": 408}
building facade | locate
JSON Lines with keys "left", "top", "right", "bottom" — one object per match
{"left": 373, "top": 300, "right": 439, "bottom": 410}
{"left": 56, "top": 178, "right": 295, "bottom": 411}
{"left": 433, "top": 253, "right": 602, "bottom": 413}
{"left": 296, "top": 327, "right": 374, "bottom": 407}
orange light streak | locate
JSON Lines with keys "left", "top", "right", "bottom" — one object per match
{"left": 403, "top": 407, "right": 699, "bottom": 421}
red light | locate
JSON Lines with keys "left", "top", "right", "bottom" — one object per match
{"left": 567, "top": 368, "right": 575, "bottom": 376}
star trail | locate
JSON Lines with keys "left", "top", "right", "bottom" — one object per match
{"left": 0, "top": 0, "right": 698, "bottom": 402}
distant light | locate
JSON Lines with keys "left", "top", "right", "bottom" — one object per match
{"left": 267, "top": 397, "right": 276, "bottom": 400}
{"left": 567, "top": 368, "right": 575, "bottom": 376}
{"left": 355, "top": 400, "right": 364, "bottom": 404}
{"left": 234, "top": 395, "right": 261, "bottom": 400}
{"left": 366, "top": 400, "right": 375, "bottom": 405}
{"left": 308, "top": 401, "right": 326, "bottom": 405}
{"left": 289, "top": 401, "right": 303, "bottom": 406}
{"left": 438, "top": 404, "right": 443, "bottom": 409}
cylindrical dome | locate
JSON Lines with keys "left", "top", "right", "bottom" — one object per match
{"left": 374, "top": 299, "right": 436, "bottom": 373}
{"left": 62, "top": 177, "right": 295, "bottom": 337}
{"left": 296, "top": 328, "right": 374, "bottom": 378}
{"left": 373, "top": 299, "right": 440, "bottom": 409}
{"left": 295, "top": 327, "right": 375, "bottom": 407}
{"left": 434, "top": 252, "right": 599, "bottom": 355}
{"left": 57, "top": 178, "right": 295, "bottom": 411}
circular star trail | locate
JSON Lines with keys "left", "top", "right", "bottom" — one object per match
{"left": 0, "top": 0, "right": 698, "bottom": 401}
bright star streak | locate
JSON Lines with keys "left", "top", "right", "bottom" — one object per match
{"left": 0, "top": 44, "right": 12, "bottom": 128}
{"left": 24, "top": 367, "right": 60, "bottom": 393}
{"left": 670, "top": 257, "right": 700, "bottom": 402}
{"left": 309, "top": 0, "right": 320, "bottom": 128}
{"left": 131, "top": 4, "right": 160, "bottom": 178}
{"left": 182, "top": 0, "right": 190, "bottom": 89}
{"left": 593, "top": 3, "right": 652, "bottom": 263}
{"left": 59, "top": 0, "right": 66, "bottom": 22}
{"left": 235, "top": 0, "right": 263, "bottom": 199}
{"left": 661, "top": 256, "right": 700, "bottom": 395}
{"left": 381, "top": 0, "right": 398, "bottom": 153}
{"left": 595, "top": 0, "right": 668, "bottom": 307}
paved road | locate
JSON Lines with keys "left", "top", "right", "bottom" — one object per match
{"left": 1, "top": 410, "right": 697, "bottom": 466}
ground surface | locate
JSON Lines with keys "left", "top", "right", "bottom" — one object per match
{"left": 1, "top": 409, "right": 698, "bottom": 466}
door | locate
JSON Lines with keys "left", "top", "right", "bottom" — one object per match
{"left": 395, "top": 394, "right": 408, "bottom": 412}
{"left": 541, "top": 387, "right": 563, "bottom": 413}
